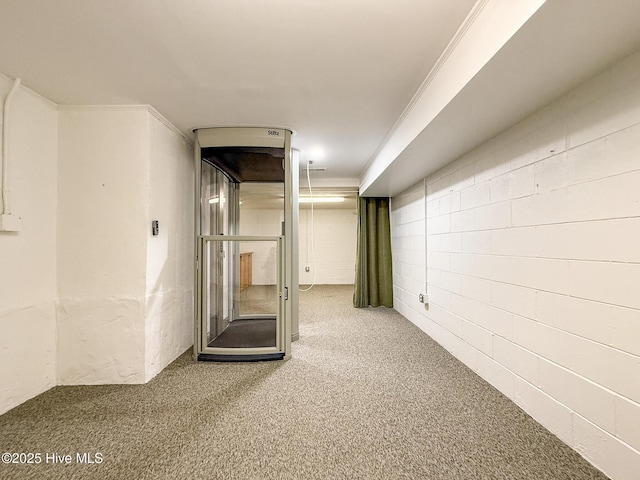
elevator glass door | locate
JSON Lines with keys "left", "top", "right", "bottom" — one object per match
{"left": 198, "top": 236, "right": 285, "bottom": 360}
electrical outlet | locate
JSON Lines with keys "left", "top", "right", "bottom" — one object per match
{"left": 305, "top": 266, "right": 310, "bottom": 272}
{"left": 0, "top": 214, "right": 21, "bottom": 232}
{"left": 419, "top": 293, "right": 424, "bottom": 303}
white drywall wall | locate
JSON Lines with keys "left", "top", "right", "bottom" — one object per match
{"left": 57, "top": 107, "right": 149, "bottom": 384}
{"left": 240, "top": 207, "right": 357, "bottom": 285}
{"left": 0, "top": 76, "right": 58, "bottom": 414}
{"left": 1, "top": 86, "right": 193, "bottom": 408}
{"left": 239, "top": 208, "right": 283, "bottom": 285}
{"left": 57, "top": 106, "right": 194, "bottom": 385}
{"left": 390, "top": 49, "right": 640, "bottom": 480}
{"left": 145, "top": 112, "right": 194, "bottom": 381}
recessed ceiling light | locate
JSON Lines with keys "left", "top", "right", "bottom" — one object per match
{"left": 309, "top": 147, "right": 325, "bottom": 160}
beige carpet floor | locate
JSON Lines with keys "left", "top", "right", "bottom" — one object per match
{"left": 0, "top": 285, "right": 608, "bottom": 479}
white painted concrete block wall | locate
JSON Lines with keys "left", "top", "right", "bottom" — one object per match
{"left": 299, "top": 208, "right": 357, "bottom": 285}
{"left": 0, "top": 77, "right": 58, "bottom": 415}
{"left": 391, "top": 49, "right": 640, "bottom": 480}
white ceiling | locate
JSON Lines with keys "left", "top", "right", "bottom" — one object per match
{"left": 361, "top": 0, "right": 640, "bottom": 196}
{"left": 1, "top": 1, "right": 639, "bottom": 197}
{"left": 0, "top": 0, "right": 476, "bottom": 181}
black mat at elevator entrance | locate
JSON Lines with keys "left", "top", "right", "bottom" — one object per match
{"left": 208, "top": 318, "right": 277, "bottom": 348}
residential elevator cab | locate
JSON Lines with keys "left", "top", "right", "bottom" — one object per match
{"left": 194, "top": 127, "right": 299, "bottom": 361}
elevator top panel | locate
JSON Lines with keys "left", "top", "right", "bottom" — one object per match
{"left": 202, "top": 146, "right": 284, "bottom": 183}
{"left": 196, "top": 127, "right": 289, "bottom": 149}
{"left": 196, "top": 127, "right": 291, "bottom": 183}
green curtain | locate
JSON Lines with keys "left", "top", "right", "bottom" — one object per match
{"left": 353, "top": 196, "right": 393, "bottom": 308}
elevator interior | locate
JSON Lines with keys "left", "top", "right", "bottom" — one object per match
{"left": 194, "top": 127, "right": 299, "bottom": 361}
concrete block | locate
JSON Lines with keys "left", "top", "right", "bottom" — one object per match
{"left": 427, "top": 233, "right": 446, "bottom": 253}
{"left": 615, "top": 395, "right": 640, "bottom": 453}
{"left": 407, "top": 264, "right": 426, "bottom": 283}
{"left": 426, "top": 199, "right": 440, "bottom": 218}
{"left": 568, "top": 79, "right": 640, "bottom": 150}
{"left": 406, "top": 202, "right": 426, "bottom": 224}
{"left": 570, "top": 336, "right": 640, "bottom": 404}
{"left": 512, "top": 169, "right": 640, "bottom": 227}
{"left": 493, "top": 336, "right": 539, "bottom": 385}
{"left": 510, "top": 256, "right": 569, "bottom": 294}
{"left": 427, "top": 284, "right": 452, "bottom": 309}
{"left": 429, "top": 303, "right": 463, "bottom": 338}
{"left": 461, "top": 230, "right": 492, "bottom": 254}
{"left": 573, "top": 414, "right": 640, "bottom": 480}
{"left": 475, "top": 201, "right": 511, "bottom": 230}
{"left": 427, "top": 215, "right": 451, "bottom": 235}
{"left": 461, "top": 319, "right": 493, "bottom": 357}
{"left": 429, "top": 232, "right": 460, "bottom": 254}
{"left": 450, "top": 163, "right": 475, "bottom": 191}
{"left": 450, "top": 208, "right": 476, "bottom": 233}
{"left": 475, "top": 153, "right": 511, "bottom": 184}
{"left": 568, "top": 260, "right": 640, "bottom": 310}
{"left": 427, "top": 251, "right": 450, "bottom": 271}
{"left": 536, "top": 292, "right": 614, "bottom": 348}
{"left": 461, "top": 182, "right": 491, "bottom": 210}
{"left": 456, "top": 339, "right": 481, "bottom": 373}
{"left": 475, "top": 254, "right": 511, "bottom": 284}
{"left": 393, "top": 180, "right": 425, "bottom": 209}
{"left": 610, "top": 305, "right": 640, "bottom": 356}
{"left": 407, "top": 218, "right": 425, "bottom": 236}
{"left": 491, "top": 282, "right": 536, "bottom": 319}
{"left": 535, "top": 218, "right": 640, "bottom": 263}
{"left": 429, "top": 320, "right": 464, "bottom": 359}
{"left": 478, "top": 355, "right": 515, "bottom": 400}
{"left": 509, "top": 118, "right": 567, "bottom": 171}
{"left": 449, "top": 232, "right": 462, "bottom": 253}
{"left": 410, "top": 235, "right": 426, "bottom": 253}
{"left": 606, "top": 121, "right": 640, "bottom": 172}
{"left": 512, "top": 315, "right": 571, "bottom": 368}
{"left": 450, "top": 293, "right": 512, "bottom": 340}
{"left": 449, "top": 253, "right": 475, "bottom": 277}
{"left": 514, "top": 376, "right": 573, "bottom": 446}
{"left": 539, "top": 359, "right": 616, "bottom": 433}
{"left": 535, "top": 152, "right": 569, "bottom": 192}
{"left": 489, "top": 172, "right": 511, "bottom": 203}
{"left": 566, "top": 138, "right": 609, "bottom": 188}
{"left": 440, "top": 270, "right": 461, "bottom": 294}
{"left": 439, "top": 191, "right": 461, "bottom": 215}
{"left": 459, "top": 275, "right": 492, "bottom": 304}
{"left": 426, "top": 175, "right": 451, "bottom": 200}
{"left": 491, "top": 226, "right": 536, "bottom": 257}
{"left": 510, "top": 164, "right": 536, "bottom": 198}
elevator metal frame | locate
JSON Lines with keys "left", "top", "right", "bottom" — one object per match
{"left": 193, "top": 127, "right": 299, "bottom": 361}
